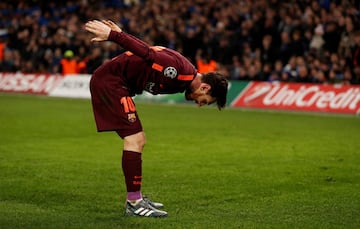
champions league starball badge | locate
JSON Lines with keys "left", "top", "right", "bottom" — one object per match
{"left": 163, "top": 66, "right": 178, "bottom": 79}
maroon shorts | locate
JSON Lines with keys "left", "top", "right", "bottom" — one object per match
{"left": 89, "top": 69, "right": 143, "bottom": 138}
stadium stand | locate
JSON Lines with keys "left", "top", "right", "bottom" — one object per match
{"left": 0, "top": 0, "right": 360, "bottom": 85}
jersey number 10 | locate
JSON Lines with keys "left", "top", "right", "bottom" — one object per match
{"left": 120, "top": 96, "right": 136, "bottom": 113}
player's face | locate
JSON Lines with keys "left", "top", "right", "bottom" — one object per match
{"left": 185, "top": 85, "right": 216, "bottom": 107}
{"left": 193, "top": 94, "right": 216, "bottom": 107}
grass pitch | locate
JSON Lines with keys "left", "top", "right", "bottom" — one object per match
{"left": 0, "top": 93, "right": 359, "bottom": 229}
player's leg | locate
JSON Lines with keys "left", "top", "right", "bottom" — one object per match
{"left": 89, "top": 72, "right": 165, "bottom": 217}
{"left": 119, "top": 131, "right": 167, "bottom": 217}
{"left": 122, "top": 131, "right": 145, "bottom": 202}
{"left": 115, "top": 95, "right": 167, "bottom": 217}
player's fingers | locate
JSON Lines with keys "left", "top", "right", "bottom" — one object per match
{"left": 106, "top": 20, "right": 116, "bottom": 26}
{"left": 86, "top": 20, "right": 111, "bottom": 41}
{"left": 105, "top": 20, "right": 122, "bottom": 32}
{"left": 100, "top": 20, "right": 108, "bottom": 26}
{"left": 100, "top": 20, "right": 114, "bottom": 29}
{"left": 101, "top": 20, "right": 112, "bottom": 27}
{"left": 91, "top": 20, "right": 103, "bottom": 26}
{"left": 85, "top": 21, "right": 98, "bottom": 32}
{"left": 84, "top": 25, "right": 94, "bottom": 33}
{"left": 85, "top": 20, "right": 97, "bottom": 27}
{"left": 85, "top": 20, "right": 103, "bottom": 31}
{"left": 91, "top": 37, "right": 103, "bottom": 42}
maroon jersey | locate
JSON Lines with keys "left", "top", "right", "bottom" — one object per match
{"left": 94, "top": 31, "right": 197, "bottom": 96}
{"left": 89, "top": 31, "right": 197, "bottom": 137}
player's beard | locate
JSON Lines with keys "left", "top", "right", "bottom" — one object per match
{"left": 185, "top": 86, "right": 194, "bottom": 101}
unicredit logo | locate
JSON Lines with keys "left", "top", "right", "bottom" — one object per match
{"left": 244, "top": 83, "right": 273, "bottom": 103}
{"left": 235, "top": 82, "right": 360, "bottom": 114}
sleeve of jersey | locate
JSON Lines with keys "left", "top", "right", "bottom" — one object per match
{"left": 152, "top": 52, "right": 196, "bottom": 81}
{"left": 108, "top": 30, "right": 195, "bottom": 81}
{"left": 108, "top": 30, "right": 154, "bottom": 61}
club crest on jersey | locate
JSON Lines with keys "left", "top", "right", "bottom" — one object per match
{"left": 128, "top": 113, "right": 136, "bottom": 123}
{"left": 163, "top": 66, "right": 178, "bottom": 79}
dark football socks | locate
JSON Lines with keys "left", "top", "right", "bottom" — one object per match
{"left": 122, "top": 150, "right": 142, "bottom": 201}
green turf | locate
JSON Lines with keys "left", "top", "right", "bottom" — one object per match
{"left": 0, "top": 93, "right": 359, "bottom": 229}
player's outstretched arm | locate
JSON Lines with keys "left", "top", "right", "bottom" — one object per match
{"left": 85, "top": 20, "right": 113, "bottom": 42}
{"left": 86, "top": 19, "right": 154, "bottom": 61}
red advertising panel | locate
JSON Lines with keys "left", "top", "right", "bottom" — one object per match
{"left": 232, "top": 82, "right": 360, "bottom": 115}
{"left": 0, "top": 72, "right": 63, "bottom": 95}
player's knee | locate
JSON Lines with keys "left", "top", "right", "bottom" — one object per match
{"left": 136, "top": 134, "right": 146, "bottom": 150}
{"left": 123, "top": 132, "right": 146, "bottom": 152}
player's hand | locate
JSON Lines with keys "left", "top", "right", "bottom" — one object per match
{"left": 85, "top": 20, "right": 112, "bottom": 42}
{"left": 101, "top": 20, "right": 122, "bottom": 33}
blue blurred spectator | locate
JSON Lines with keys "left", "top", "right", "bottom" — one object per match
{"left": 0, "top": 0, "right": 359, "bottom": 85}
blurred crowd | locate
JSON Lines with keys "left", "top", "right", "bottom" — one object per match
{"left": 1, "top": 0, "right": 360, "bottom": 85}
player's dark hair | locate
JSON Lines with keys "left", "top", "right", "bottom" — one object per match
{"left": 202, "top": 72, "right": 228, "bottom": 110}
